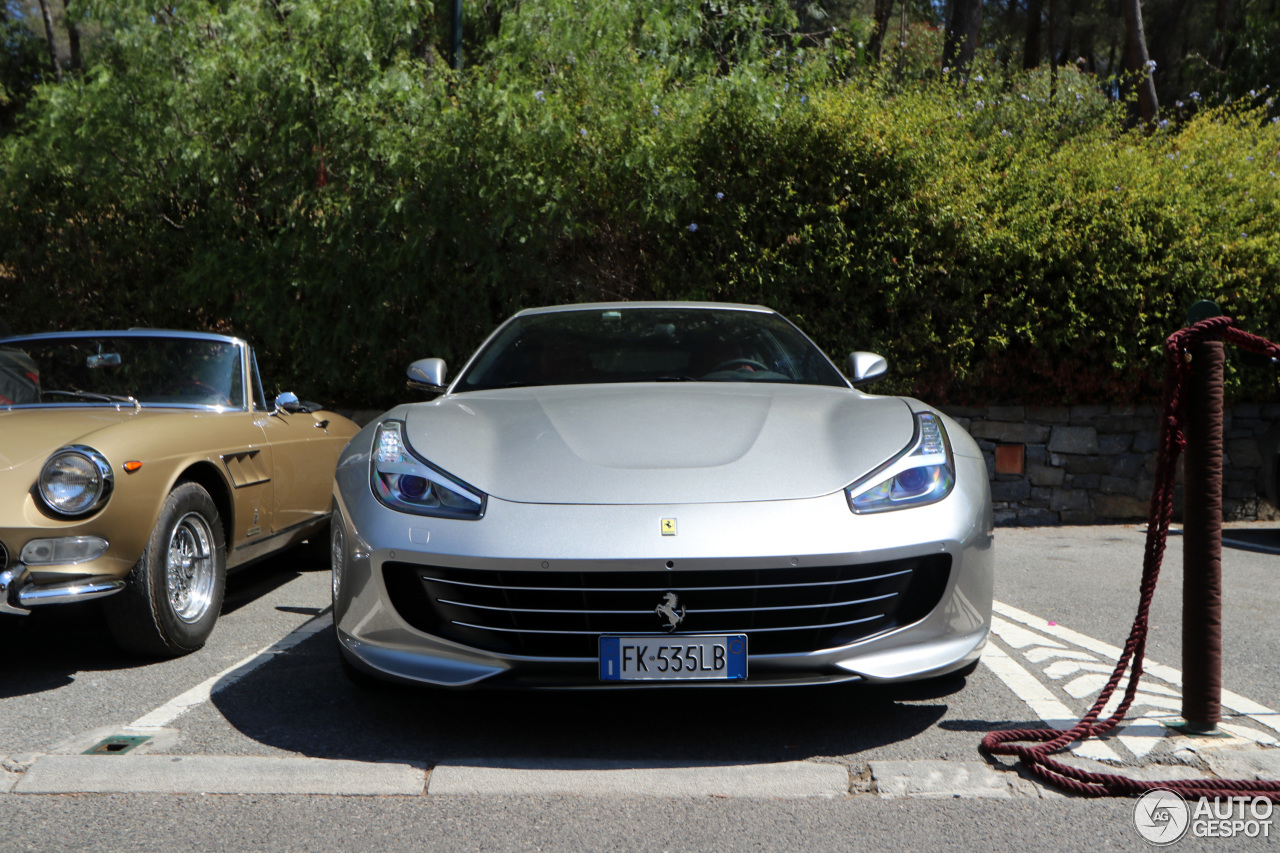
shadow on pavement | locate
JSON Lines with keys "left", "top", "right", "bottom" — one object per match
{"left": 0, "top": 544, "right": 325, "bottom": 700}
{"left": 208, "top": 629, "right": 980, "bottom": 766}
{"left": 1221, "top": 526, "right": 1280, "bottom": 556}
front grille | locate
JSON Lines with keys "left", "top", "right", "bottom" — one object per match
{"left": 383, "top": 555, "right": 951, "bottom": 659}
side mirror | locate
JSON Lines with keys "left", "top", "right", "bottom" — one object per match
{"left": 407, "top": 358, "right": 447, "bottom": 393}
{"left": 273, "top": 391, "right": 303, "bottom": 414}
{"left": 846, "top": 352, "right": 888, "bottom": 386}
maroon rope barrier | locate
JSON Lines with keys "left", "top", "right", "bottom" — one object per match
{"left": 980, "top": 316, "right": 1280, "bottom": 800}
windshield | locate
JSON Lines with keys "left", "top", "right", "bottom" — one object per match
{"left": 0, "top": 334, "right": 245, "bottom": 409}
{"left": 455, "top": 307, "right": 849, "bottom": 392}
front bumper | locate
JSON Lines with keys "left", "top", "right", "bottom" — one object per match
{"left": 0, "top": 565, "right": 126, "bottom": 615}
{"left": 0, "top": 536, "right": 127, "bottom": 615}
{"left": 332, "top": 455, "right": 995, "bottom": 689}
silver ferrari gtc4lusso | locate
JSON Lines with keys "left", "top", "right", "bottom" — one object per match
{"left": 331, "top": 302, "right": 993, "bottom": 688}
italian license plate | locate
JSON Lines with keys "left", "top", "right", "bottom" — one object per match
{"left": 598, "top": 635, "right": 747, "bottom": 681}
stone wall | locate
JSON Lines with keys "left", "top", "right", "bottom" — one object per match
{"left": 942, "top": 403, "right": 1280, "bottom": 526}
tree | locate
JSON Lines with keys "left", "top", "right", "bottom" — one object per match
{"left": 34, "top": 0, "right": 59, "bottom": 80}
{"left": 1023, "top": 0, "right": 1044, "bottom": 68}
{"left": 944, "top": 0, "right": 983, "bottom": 73}
{"left": 869, "top": 0, "right": 894, "bottom": 62}
{"left": 62, "top": 0, "right": 80, "bottom": 72}
{"left": 0, "top": 5, "right": 46, "bottom": 130}
{"left": 1121, "top": 0, "right": 1158, "bottom": 124}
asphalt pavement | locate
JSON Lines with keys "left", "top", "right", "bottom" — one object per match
{"left": 1, "top": 523, "right": 1278, "bottom": 852}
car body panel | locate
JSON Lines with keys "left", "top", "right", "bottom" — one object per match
{"left": 400, "top": 385, "right": 919, "bottom": 504}
{"left": 332, "top": 302, "right": 995, "bottom": 689}
{"left": 333, "top": 451, "right": 993, "bottom": 687}
{"left": 0, "top": 330, "right": 359, "bottom": 611}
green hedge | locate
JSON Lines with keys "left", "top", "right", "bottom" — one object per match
{"left": 1, "top": 0, "right": 1277, "bottom": 409}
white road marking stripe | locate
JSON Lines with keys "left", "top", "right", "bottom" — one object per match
{"left": 986, "top": 620, "right": 1065, "bottom": 650}
{"left": 127, "top": 612, "right": 333, "bottom": 731}
{"left": 994, "top": 600, "right": 1280, "bottom": 736}
{"left": 1042, "top": 660, "right": 1115, "bottom": 680}
{"left": 1024, "top": 647, "right": 1097, "bottom": 664}
{"left": 980, "top": 639, "right": 1120, "bottom": 761}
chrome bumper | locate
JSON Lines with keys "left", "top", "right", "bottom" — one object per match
{"left": 0, "top": 567, "right": 126, "bottom": 616}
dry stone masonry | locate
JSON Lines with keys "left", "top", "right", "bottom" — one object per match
{"left": 943, "top": 403, "right": 1280, "bottom": 526}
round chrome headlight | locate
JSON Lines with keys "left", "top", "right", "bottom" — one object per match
{"left": 38, "top": 446, "right": 114, "bottom": 517}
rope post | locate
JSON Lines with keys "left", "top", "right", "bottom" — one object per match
{"left": 1180, "top": 335, "right": 1225, "bottom": 735}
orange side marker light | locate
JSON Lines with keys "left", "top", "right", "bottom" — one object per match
{"left": 123, "top": 461, "right": 143, "bottom": 473}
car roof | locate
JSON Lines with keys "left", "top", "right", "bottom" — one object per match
{"left": 511, "top": 301, "right": 775, "bottom": 318}
{"left": 0, "top": 329, "right": 247, "bottom": 347}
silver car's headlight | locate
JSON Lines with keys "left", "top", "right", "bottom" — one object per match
{"left": 370, "top": 420, "right": 485, "bottom": 519}
{"left": 845, "top": 412, "right": 955, "bottom": 513}
{"left": 38, "top": 445, "right": 114, "bottom": 517}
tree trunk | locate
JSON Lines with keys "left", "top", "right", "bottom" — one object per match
{"left": 944, "top": 0, "right": 984, "bottom": 74}
{"left": 36, "top": 0, "right": 62, "bottom": 82}
{"left": 1122, "top": 0, "right": 1159, "bottom": 125}
{"left": 1209, "top": 0, "right": 1229, "bottom": 67}
{"left": 63, "top": 0, "right": 82, "bottom": 73}
{"left": 1146, "top": 0, "right": 1189, "bottom": 91}
{"left": 1023, "top": 0, "right": 1044, "bottom": 68}
{"left": 870, "top": 0, "right": 894, "bottom": 63}
{"left": 1049, "top": 0, "right": 1057, "bottom": 97}
{"left": 1057, "top": 0, "right": 1079, "bottom": 66}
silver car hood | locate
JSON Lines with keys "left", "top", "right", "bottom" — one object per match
{"left": 401, "top": 384, "right": 915, "bottom": 505}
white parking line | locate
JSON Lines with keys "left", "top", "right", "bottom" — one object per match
{"left": 989, "top": 600, "right": 1280, "bottom": 760}
{"left": 981, "top": 639, "right": 1120, "bottom": 761}
{"left": 994, "top": 600, "right": 1280, "bottom": 738}
{"left": 127, "top": 611, "right": 334, "bottom": 731}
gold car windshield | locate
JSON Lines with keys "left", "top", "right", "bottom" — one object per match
{"left": 457, "top": 307, "right": 849, "bottom": 392}
{"left": 0, "top": 334, "right": 245, "bottom": 410}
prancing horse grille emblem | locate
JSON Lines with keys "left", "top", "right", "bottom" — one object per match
{"left": 655, "top": 592, "right": 685, "bottom": 632}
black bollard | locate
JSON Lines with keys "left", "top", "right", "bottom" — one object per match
{"left": 1180, "top": 338, "right": 1224, "bottom": 734}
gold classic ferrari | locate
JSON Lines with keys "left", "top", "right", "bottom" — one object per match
{"left": 0, "top": 330, "right": 358, "bottom": 656}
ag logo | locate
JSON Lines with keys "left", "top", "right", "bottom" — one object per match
{"left": 660, "top": 518, "right": 677, "bottom": 536}
{"left": 1133, "top": 788, "right": 1189, "bottom": 846}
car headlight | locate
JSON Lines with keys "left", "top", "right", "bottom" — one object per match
{"left": 845, "top": 412, "right": 955, "bottom": 513}
{"left": 370, "top": 420, "right": 485, "bottom": 519}
{"left": 38, "top": 445, "right": 114, "bottom": 517}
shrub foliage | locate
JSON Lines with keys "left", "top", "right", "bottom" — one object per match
{"left": 1, "top": 0, "right": 1277, "bottom": 408}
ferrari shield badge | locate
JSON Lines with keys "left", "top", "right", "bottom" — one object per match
{"left": 660, "top": 518, "right": 677, "bottom": 536}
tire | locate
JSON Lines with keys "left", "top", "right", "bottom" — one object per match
{"left": 105, "top": 482, "right": 226, "bottom": 657}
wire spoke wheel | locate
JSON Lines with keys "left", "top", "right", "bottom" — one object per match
{"left": 165, "top": 511, "right": 217, "bottom": 623}
{"left": 105, "top": 481, "right": 226, "bottom": 657}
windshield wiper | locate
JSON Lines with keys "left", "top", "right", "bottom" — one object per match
{"left": 44, "top": 389, "right": 142, "bottom": 412}
{"left": 655, "top": 375, "right": 700, "bottom": 382}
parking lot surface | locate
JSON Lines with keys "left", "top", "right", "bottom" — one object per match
{"left": 2, "top": 524, "right": 1278, "bottom": 851}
